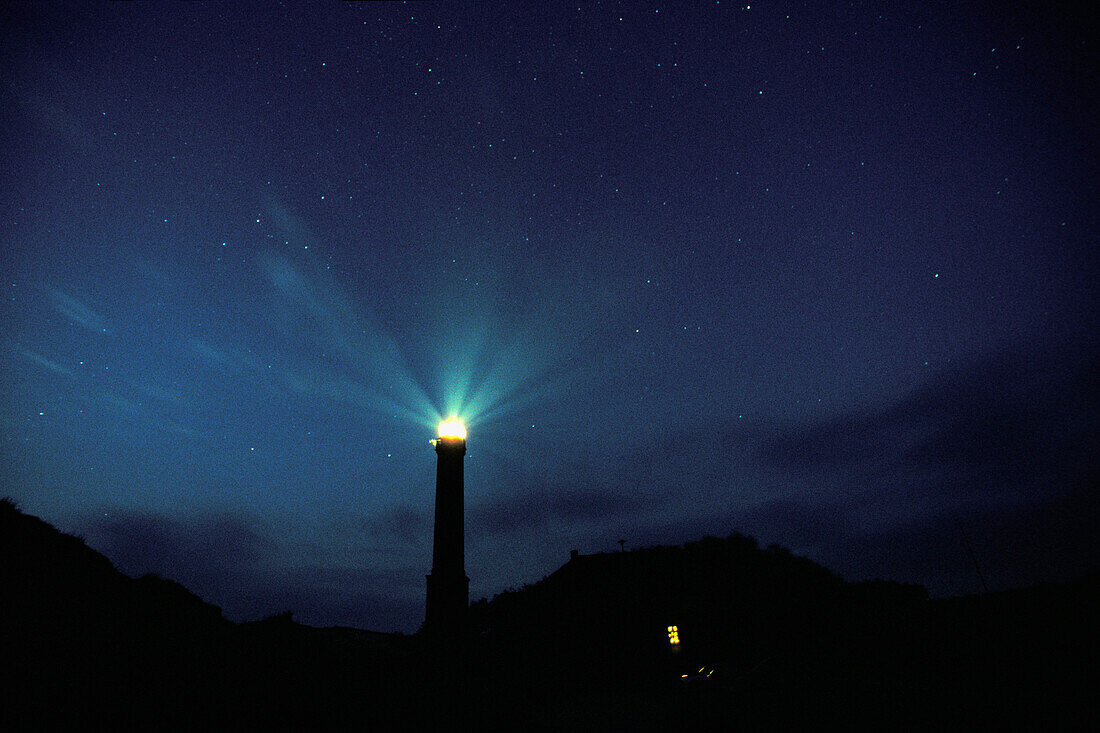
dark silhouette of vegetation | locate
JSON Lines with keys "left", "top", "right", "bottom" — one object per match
{"left": 0, "top": 498, "right": 415, "bottom": 729}
{"left": 465, "top": 536, "right": 1096, "bottom": 729}
{"left": 2, "top": 498, "right": 1095, "bottom": 730}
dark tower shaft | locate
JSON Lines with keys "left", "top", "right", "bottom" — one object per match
{"left": 425, "top": 435, "right": 468, "bottom": 636}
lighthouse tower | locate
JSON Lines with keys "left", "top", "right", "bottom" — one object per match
{"left": 424, "top": 417, "right": 469, "bottom": 637}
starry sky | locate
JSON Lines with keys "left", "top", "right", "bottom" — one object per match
{"left": 2, "top": 1, "right": 1096, "bottom": 633}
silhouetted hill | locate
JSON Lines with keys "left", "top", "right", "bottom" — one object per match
{"left": 0, "top": 499, "right": 415, "bottom": 729}
{"left": 465, "top": 535, "right": 1096, "bottom": 729}
{"left": 2, "top": 500, "right": 1095, "bottom": 730}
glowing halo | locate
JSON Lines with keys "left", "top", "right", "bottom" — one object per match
{"left": 437, "top": 417, "right": 467, "bottom": 440}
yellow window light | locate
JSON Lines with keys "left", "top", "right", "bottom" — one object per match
{"left": 667, "top": 625, "right": 680, "bottom": 645}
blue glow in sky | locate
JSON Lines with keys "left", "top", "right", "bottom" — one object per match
{"left": 2, "top": 1, "right": 1095, "bottom": 632}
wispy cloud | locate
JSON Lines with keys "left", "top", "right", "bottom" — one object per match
{"left": 98, "top": 391, "right": 201, "bottom": 439}
{"left": 130, "top": 381, "right": 187, "bottom": 406}
{"left": 188, "top": 338, "right": 236, "bottom": 369}
{"left": 260, "top": 252, "right": 438, "bottom": 425}
{"left": 20, "top": 349, "right": 75, "bottom": 378}
{"left": 47, "top": 287, "right": 112, "bottom": 335}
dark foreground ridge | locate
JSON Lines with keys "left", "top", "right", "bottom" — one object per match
{"left": 2, "top": 498, "right": 1095, "bottom": 730}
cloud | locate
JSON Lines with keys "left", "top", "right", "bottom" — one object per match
{"left": 257, "top": 251, "right": 437, "bottom": 427}
{"left": 47, "top": 287, "right": 112, "bottom": 335}
{"left": 81, "top": 511, "right": 272, "bottom": 617}
{"left": 484, "top": 337, "right": 1098, "bottom": 596}
{"left": 71, "top": 337, "right": 1097, "bottom": 635}
{"left": 255, "top": 565, "right": 423, "bottom": 632}
{"left": 95, "top": 391, "right": 202, "bottom": 439}
{"left": 20, "top": 349, "right": 75, "bottom": 379}
{"left": 744, "top": 338, "right": 1099, "bottom": 592}
{"left": 372, "top": 505, "right": 427, "bottom": 546}
{"left": 760, "top": 339, "right": 1098, "bottom": 501}
{"left": 816, "top": 476, "right": 1099, "bottom": 596}
{"left": 84, "top": 511, "right": 270, "bottom": 578}
{"left": 468, "top": 483, "right": 654, "bottom": 538}
{"left": 80, "top": 510, "right": 423, "bottom": 632}
{"left": 323, "top": 505, "right": 429, "bottom": 553}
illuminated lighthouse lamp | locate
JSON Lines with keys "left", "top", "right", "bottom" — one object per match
{"left": 437, "top": 417, "right": 467, "bottom": 440}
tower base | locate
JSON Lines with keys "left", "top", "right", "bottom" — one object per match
{"left": 424, "top": 572, "right": 469, "bottom": 638}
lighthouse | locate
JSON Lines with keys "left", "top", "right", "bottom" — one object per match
{"left": 424, "top": 417, "right": 469, "bottom": 637}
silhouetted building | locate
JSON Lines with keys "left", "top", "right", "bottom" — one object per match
{"left": 424, "top": 419, "right": 468, "bottom": 638}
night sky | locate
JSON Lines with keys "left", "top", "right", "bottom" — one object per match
{"left": 2, "top": 1, "right": 1096, "bottom": 633}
